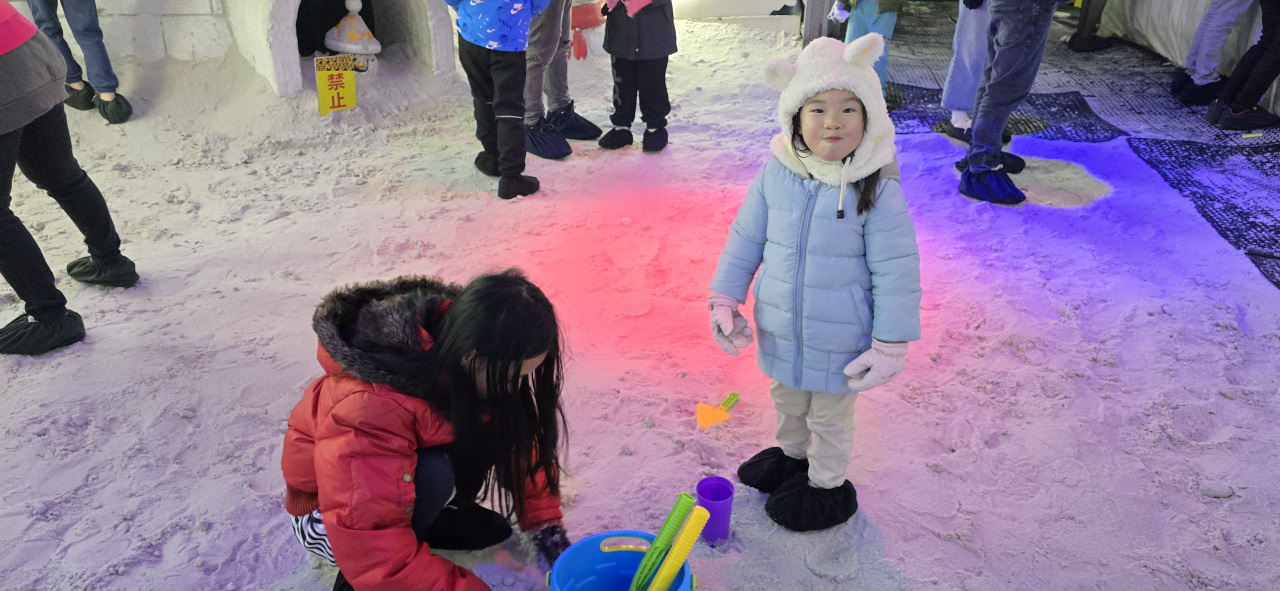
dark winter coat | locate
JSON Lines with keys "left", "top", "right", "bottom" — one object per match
{"left": 603, "top": 0, "right": 677, "bottom": 61}
{"left": 281, "top": 276, "right": 562, "bottom": 591}
{"left": 0, "top": 4, "right": 66, "bottom": 136}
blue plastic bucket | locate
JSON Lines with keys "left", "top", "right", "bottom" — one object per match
{"left": 548, "top": 530, "right": 694, "bottom": 591}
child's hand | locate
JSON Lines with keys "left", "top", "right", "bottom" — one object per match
{"left": 843, "top": 339, "right": 907, "bottom": 391}
{"left": 709, "top": 294, "right": 753, "bottom": 356}
{"left": 533, "top": 523, "right": 571, "bottom": 568}
{"left": 828, "top": 2, "right": 850, "bottom": 22}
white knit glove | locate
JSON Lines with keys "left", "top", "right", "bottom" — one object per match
{"left": 708, "top": 294, "right": 753, "bottom": 356}
{"left": 828, "top": 2, "right": 850, "bottom": 22}
{"left": 843, "top": 339, "right": 907, "bottom": 391}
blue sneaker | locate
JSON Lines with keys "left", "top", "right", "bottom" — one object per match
{"left": 525, "top": 121, "right": 572, "bottom": 160}
{"left": 545, "top": 101, "right": 602, "bottom": 141}
{"left": 959, "top": 167, "right": 1026, "bottom": 207}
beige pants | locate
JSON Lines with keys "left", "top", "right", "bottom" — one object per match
{"left": 770, "top": 379, "right": 859, "bottom": 489}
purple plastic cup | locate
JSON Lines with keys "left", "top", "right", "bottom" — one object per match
{"left": 696, "top": 476, "right": 734, "bottom": 546}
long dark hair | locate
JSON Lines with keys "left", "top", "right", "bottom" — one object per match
{"left": 790, "top": 101, "right": 882, "bottom": 216}
{"left": 428, "top": 269, "right": 566, "bottom": 517}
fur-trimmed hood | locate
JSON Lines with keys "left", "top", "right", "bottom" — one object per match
{"left": 312, "top": 275, "right": 462, "bottom": 397}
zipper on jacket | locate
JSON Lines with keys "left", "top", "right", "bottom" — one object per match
{"left": 792, "top": 181, "right": 818, "bottom": 386}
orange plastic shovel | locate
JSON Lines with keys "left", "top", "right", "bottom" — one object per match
{"left": 696, "top": 392, "right": 739, "bottom": 430}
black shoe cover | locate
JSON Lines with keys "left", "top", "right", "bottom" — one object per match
{"left": 65, "top": 82, "right": 96, "bottom": 111}
{"left": 0, "top": 311, "right": 86, "bottom": 355}
{"left": 597, "top": 128, "right": 633, "bottom": 150}
{"left": 474, "top": 151, "right": 500, "bottom": 177}
{"left": 764, "top": 474, "right": 858, "bottom": 532}
{"left": 94, "top": 94, "right": 133, "bottom": 124}
{"left": 526, "top": 121, "right": 572, "bottom": 160}
{"left": 498, "top": 175, "right": 540, "bottom": 200}
{"left": 546, "top": 102, "right": 603, "bottom": 141}
{"left": 737, "top": 447, "right": 810, "bottom": 494}
{"left": 642, "top": 127, "right": 668, "bottom": 153}
{"left": 421, "top": 501, "right": 513, "bottom": 550}
{"left": 959, "top": 168, "right": 1026, "bottom": 206}
{"left": 955, "top": 151, "right": 1026, "bottom": 174}
{"left": 67, "top": 254, "right": 139, "bottom": 288}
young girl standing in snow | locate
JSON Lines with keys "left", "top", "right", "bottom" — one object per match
{"left": 708, "top": 34, "right": 921, "bottom": 532}
{"left": 597, "top": 0, "right": 677, "bottom": 152}
{"left": 282, "top": 270, "right": 571, "bottom": 591}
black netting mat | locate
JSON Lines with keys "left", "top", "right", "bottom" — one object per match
{"left": 890, "top": 83, "right": 1124, "bottom": 143}
{"left": 1127, "top": 137, "right": 1280, "bottom": 288}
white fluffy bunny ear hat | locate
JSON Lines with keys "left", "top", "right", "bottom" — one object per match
{"left": 765, "top": 34, "right": 897, "bottom": 183}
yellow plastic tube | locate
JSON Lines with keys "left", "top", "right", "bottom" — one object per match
{"left": 629, "top": 493, "right": 696, "bottom": 591}
{"left": 646, "top": 506, "right": 709, "bottom": 591}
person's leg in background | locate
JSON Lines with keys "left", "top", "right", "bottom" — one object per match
{"left": 959, "top": 0, "right": 1057, "bottom": 206}
{"left": 1214, "top": 0, "right": 1280, "bottom": 130}
{"left": 543, "top": 0, "right": 603, "bottom": 141}
{"left": 524, "top": 0, "right": 573, "bottom": 160}
{"left": 1068, "top": 0, "right": 1115, "bottom": 52}
{"left": 844, "top": 0, "right": 899, "bottom": 97}
{"left": 941, "top": 0, "right": 990, "bottom": 138}
{"left": 36, "top": 0, "right": 132, "bottom": 123}
{"left": 635, "top": 57, "right": 671, "bottom": 152}
{"left": 489, "top": 48, "right": 539, "bottom": 198}
{"left": 25, "top": 0, "right": 93, "bottom": 111}
{"left": 599, "top": 57, "right": 639, "bottom": 149}
{"left": 0, "top": 118, "right": 84, "bottom": 356}
{"left": 459, "top": 36, "right": 502, "bottom": 178}
{"left": 1176, "top": 0, "right": 1258, "bottom": 104}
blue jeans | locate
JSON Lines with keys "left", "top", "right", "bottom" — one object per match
{"left": 27, "top": 0, "right": 120, "bottom": 93}
{"left": 966, "top": 0, "right": 1058, "bottom": 171}
{"left": 845, "top": 0, "right": 898, "bottom": 93}
{"left": 941, "top": 0, "right": 990, "bottom": 113}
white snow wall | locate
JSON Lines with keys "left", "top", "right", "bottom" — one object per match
{"left": 9, "top": 0, "right": 234, "bottom": 61}
{"left": 1100, "top": 0, "right": 1278, "bottom": 112}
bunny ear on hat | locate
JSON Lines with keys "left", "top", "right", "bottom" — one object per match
{"left": 844, "top": 32, "right": 885, "bottom": 68}
{"left": 764, "top": 59, "right": 797, "bottom": 91}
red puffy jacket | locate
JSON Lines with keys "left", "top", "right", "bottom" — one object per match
{"left": 281, "top": 277, "right": 562, "bottom": 591}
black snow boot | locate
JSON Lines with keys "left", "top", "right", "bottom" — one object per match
{"left": 94, "top": 94, "right": 133, "bottom": 124}
{"left": 498, "top": 175, "right": 540, "bottom": 200}
{"left": 1216, "top": 107, "right": 1280, "bottom": 131}
{"left": 0, "top": 311, "right": 86, "bottom": 356}
{"left": 421, "top": 500, "right": 513, "bottom": 550}
{"left": 959, "top": 167, "right": 1026, "bottom": 207}
{"left": 67, "top": 254, "right": 139, "bottom": 288}
{"left": 764, "top": 473, "right": 858, "bottom": 532}
{"left": 954, "top": 151, "right": 1026, "bottom": 174}
{"left": 642, "top": 127, "right": 668, "bottom": 153}
{"left": 737, "top": 447, "right": 810, "bottom": 494}
{"left": 1175, "top": 79, "right": 1226, "bottom": 106}
{"left": 474, "top": 151, "right": 501, "bottom": 177}
{"left": 598, "top": 127, "right": 633, "bottom": 150}
{"left": 546, "top": 101, "right": 603, "bottom": 141}
{"left": 65, "top": 82, "right": 96, "bottom": 111}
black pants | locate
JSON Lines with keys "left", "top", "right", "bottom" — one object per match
{"left": 610, "top": 56, "right": 670, "bottom": 129}
{"left": 332, "top": 448, "right": 456, "bottom": 591}
{"left": 457, "top": 36, "right": 527, "bottom": 178}
{"left": 1, "top": 104, "right": 123, "bottom": 321}
{"left": 1221, "top": 0, "right": 1280, "bottom": 113}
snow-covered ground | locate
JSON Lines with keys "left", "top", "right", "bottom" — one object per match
{"left": 3, "top": 18, "right": 1279, "bottom": 591}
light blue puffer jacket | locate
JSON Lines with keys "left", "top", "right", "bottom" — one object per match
{"left": 710, "top": 157, "right": 922, "bottom": 395}
{"left": 445, "top": 0, "right": 550, "bottom": 52}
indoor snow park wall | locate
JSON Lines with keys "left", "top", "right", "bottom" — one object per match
{"left": 9, "top": 0, "right": 234, "bottom": 61}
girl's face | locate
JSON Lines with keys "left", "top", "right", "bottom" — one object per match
{"left": 799, "top": 89, "right": 866, "bottom": 163}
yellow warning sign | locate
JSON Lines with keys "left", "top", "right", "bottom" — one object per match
{"left": 316, "top": 55, "right": 356, "bottom": 116}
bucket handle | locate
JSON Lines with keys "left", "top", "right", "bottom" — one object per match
{"left": 600, "top": 536, "right": 652, "bottom": 553}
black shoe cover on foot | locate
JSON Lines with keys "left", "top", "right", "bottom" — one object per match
{"left": 737, "top": 447, "right": 810, "bottom": 493}
{"left": 474, "top": 151, "right": 501, "bottom": 177}
{"left": 642, "top": 128, "right": 668, "bottom": 153}
{"left": 67, "top": 254, "right": 139, "bottom": 288}
{"left": 764, "top": 474, "right": 858, "bottom": 532}
{"left": 421, "top": 501, "right": 513, "bottom": 550}
{"left": 1216, "top": 107, "right": 1280, "bottom": 131}
{"left": 498, "top": 175, "right": 539, "bottom": 199}
{"left": 955, "top": 151, "right": 1025, "bottom": 174}
{"left": 526, "top": 121, "right": 572, "bottom": 160}
{"left": 598, "top": 128, "right": 633, "bottom": 150}
{"left": 0, "top": 311, "right": 86, "bottom": 355}
{"left": 546, "top": 101, "right": 603, "bottom": 140}
{"left": 959, "top": 168, "right": 1026, "bottom": 206}
{"left": 94, "top": 94, "right": 133, "bottom": 124}
{"left": 65, "top": 82, "right": 96, "bottom": 111}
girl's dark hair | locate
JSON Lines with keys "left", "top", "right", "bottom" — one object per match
{"left": 428, "top": 269, "right": 566, "bottom": 517}
{"left": 790, "top": 98, "right": 882, "bottom": 216}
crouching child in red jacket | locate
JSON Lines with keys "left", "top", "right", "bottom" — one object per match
{"left": 281, "top": 269, "right": 571, "bottom": 591}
